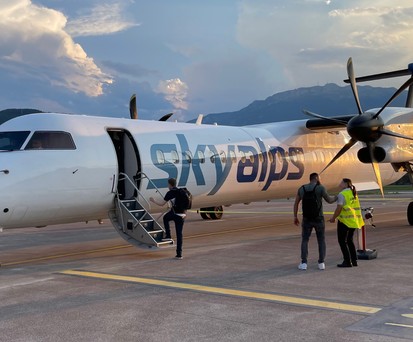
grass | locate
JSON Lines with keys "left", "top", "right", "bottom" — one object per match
{"left": 362, "top": 184, "right": 413, "bottom": 195}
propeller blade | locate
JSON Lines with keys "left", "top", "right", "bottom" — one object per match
{"left": 321, "top": 138, "right": 357, "bottom": 173}
{"left": 380, "top": 129, "right": 413, "bottom": 141}
{"left": 347, "top": 58, "right": 363, "bottom": 115}
{"left": 302, "top": 110, "right": 348, "bottom": 125}
{"left": 373, "top": 76, "right": 413, "bottom": 119}
{"left": 368, "top": 143, "right": 384, "bottom": 197}
{"left": 159, "top": 113, "right": 173, "bottom": 121}
{"left": 129, "top": 94, "right": 137, "bottom": 119}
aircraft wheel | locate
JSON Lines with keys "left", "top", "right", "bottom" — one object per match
{"left": 209, "top": 206, "right": 223, "bottom": 220}
{"left": 200, "top": 209, "right": 211, "bottom": 220}
{"left": 408, "top": 202, "right": 413, "bottom": 225}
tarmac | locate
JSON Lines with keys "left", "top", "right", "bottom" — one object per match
{"left": 1, "top": 193, "right": 413, "bottom": 341}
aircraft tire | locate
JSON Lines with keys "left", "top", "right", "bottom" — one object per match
{"left": 200, "top": 209, "right": 211, "bottom": 220}
{"left": 209, "top": 206, "right": 223, "bottom": 220}
{"left": 408, "top": 202, "right": 413, "bottom": 226}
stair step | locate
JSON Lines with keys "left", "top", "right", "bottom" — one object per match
{"left": 130, "top": 209, "right": 145, "bottom": 213}
{"left": 121, "top": 200, "right": 136, "bottom": 204}
{"left": 157, "top": 240, "right": 174, "bottom": 246}
{"left": 139, "top": 219, "right": 153, "bottom": 224}
{"left": 148, "top": 229, "right": 164, "bottom": 234}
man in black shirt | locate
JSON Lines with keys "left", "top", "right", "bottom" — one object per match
{"left": 150, "top": 178, "right": 186, "bottom": 259}
{"left": 293, "top": 173, "right": 337, "bottom": 270}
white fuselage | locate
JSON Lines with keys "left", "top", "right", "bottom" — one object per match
{"left": 0, "top": 109, "right": 410, "bottom": 229}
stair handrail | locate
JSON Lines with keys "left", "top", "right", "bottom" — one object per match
{"left": 118, "top": 172, "right": 152, "bottom": 210}
{"left": 134, "top": 171, "right": 171, "bottom": 221}
{"left": 134, "top": 171, "right": 166, "bottom": 200}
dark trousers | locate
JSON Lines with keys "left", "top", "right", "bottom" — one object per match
{"left": 163, "top": 210, "right": 184, "bottom": 257}
{"left": 337, "top": 220, "right": 357, "bottom": 264}
{"left": 301, "top": 218, "right": 326, "bottom": 264}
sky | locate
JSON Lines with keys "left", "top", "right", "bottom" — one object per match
{"left": 1, "top": 0, "right": 413, "bottom": 121}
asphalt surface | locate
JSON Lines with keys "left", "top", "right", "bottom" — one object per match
{"left": 1, "top": 193, "right": 413, "bottom": 341}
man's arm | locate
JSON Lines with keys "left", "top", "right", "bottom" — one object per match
{"left": 149, "top": 197, "right": 167, "bottom": 206}
{"left": 293, "top": 194, "right": 301, "bottom": 226}
{"left": 322, "top": 187, "right": 337, "bottom": 204}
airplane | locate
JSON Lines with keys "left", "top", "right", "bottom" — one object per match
{"left": 1, "top": 57, "right": 413, "bottom": 249}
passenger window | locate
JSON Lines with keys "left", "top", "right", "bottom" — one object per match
{"left": 0, "top": 131, "right": 30, "bottom": 151}
{"left": 229, "top": 150, "right": 237, "bottom": 163}
{"left": 209, "top": 152, "right": 216, "bottom": 163}
{"left": 290, "top": 150, "right": 298, "bottom": 162}
{"left": 240, "top": 151, "right": 246, "bottom": 163}
{"left": 171, "top": 150, "right": 179, "bottom": 164}
{"left": 156, "top": 150, "right": 165, "bottom": 164}
{"left": 197, "top": 151, "right": 205, "bottom": 163}
{"left": 220, "top": 151, "right": 226, "bottom": 163}
{"left": 258, "top": 153, "right": 264, "bottom": 163}
{"left": 185, "top": 151, "right": 192, "bottom": 163}
{"left": 246, "top": 151, "right": 254, "bottom": 163}
{"left": 25, "top": 131, "right": 76, "bottom": 150}
{"left": 268, "top": 151, "right": 274, "bottom": 164}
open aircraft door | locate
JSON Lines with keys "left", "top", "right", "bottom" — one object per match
{"left": 107, "top": 129, "right": 141, "bottom": 199}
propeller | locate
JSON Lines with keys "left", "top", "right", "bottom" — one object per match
{"left": 347, "top": 58, "right": 363, "bottom": 114}
{"left": 305, "top": 57, "right": 413, "bottom": 196}
{"left": 129, "top": 94, "right": 173, "bottom": 121}
{"left": 129, "top": 94, "right": 137, "bottom": 119}
{"left": 159, "top": 113, "right": 173, "bottom": 121}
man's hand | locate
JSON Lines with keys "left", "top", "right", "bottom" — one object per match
{"left": 329, "top": 217, "right": 335, "bottom": 223}
{"left": 149, "top": 197, "right": 154, "bottom": 203}
{"left": 294, "top": 217, "right": 300, "bottom": 226}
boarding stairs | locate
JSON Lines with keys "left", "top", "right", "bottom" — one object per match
{"left": 109, "top": 172, "right": 174, "bottom": 249}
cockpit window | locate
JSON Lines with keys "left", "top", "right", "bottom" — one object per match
{"left": 0, "top": 131, "right": 30, "bottom": 151}
{"left": 25, "top": 131, "right": 76, "bottom": 150}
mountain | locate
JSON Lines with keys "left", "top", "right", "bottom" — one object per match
{"left": 0, "top": 108, "right": 43, "bottom": 125}
{"left": 190, "top": 83, "right": 406, "bottom": 126}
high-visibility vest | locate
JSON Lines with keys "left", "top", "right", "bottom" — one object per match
{"left": 338, "top": 189, "right": 364, "bottom": 229}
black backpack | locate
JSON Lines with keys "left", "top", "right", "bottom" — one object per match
{"left": 301, "top": 184, "right": 321, "bottom": 219}
{"left": 174, "top": 188, "right": 192, "bottom": 212}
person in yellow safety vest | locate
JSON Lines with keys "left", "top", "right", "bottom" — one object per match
{"left": 329, "top": 178, "right": 364, "bottom": 268}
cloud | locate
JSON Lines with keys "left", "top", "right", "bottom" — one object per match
{"left": 0, "top": 0, "right": 112, "bottom": 97}
{"left": 101, "top": 60, "right": 157, "bottom": 79}
{"left": 157, "top": 78, "right": 189, "bottom": 110}
{"left": 66, "top": 3, "right": 139, "bottom": 37}
{"left": 237, "top": 1, "right": 413, "bottom": 88}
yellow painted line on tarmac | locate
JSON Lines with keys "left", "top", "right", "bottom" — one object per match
{"left": 59, "top": 269, "right": 381, "bottom": 315}
{"left": 1, "top": 245, "right": 130, "bottom": 267}
{"left": 385, "top": 322, "right": 413, "bottom": 329}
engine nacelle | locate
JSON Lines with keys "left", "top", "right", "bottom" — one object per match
{"left": 357, "top": 147, "right": 386, "bottom": 163}
{"left": 358, "top": 145, "right": 413, "bottom": 164}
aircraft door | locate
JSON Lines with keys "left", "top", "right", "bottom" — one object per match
{"left": 107, "top": 129, "right": 141, "bottom": 199}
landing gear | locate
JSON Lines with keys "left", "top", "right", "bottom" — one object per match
{"left": 407, "top": 202, "right": 413, "bottom": 226}
{"left": 200, "top": 206, "right": 223, "bottom": 220}
{"left": 391, "top": 162, "right": 413, "bottom": 226}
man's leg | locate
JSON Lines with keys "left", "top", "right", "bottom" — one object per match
{"left": 337, "top": 221, "right": 351, "bottom": 263}
{"left": 301, "top": 220, "right": 313, "bottom": 263}
{"left": 174, "top": 216, "right": 184, "bottom": 257}
{"left": 162, "top": 211, "right": 173, "bottom": 239}
{"left": 314, "top": 219, "right": 326, "bottom": 264}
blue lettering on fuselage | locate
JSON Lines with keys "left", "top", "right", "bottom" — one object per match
{"left": 148, "top": 134, "right": 305, "bottom": 193}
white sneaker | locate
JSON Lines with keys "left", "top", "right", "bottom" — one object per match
{"left": 318, "top": 262, "right": 325, "bottom": 270}
{"left": 298, "top": 262, "right": 307, "bottom": 270}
